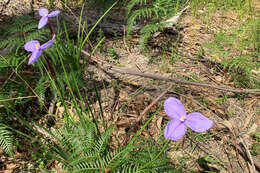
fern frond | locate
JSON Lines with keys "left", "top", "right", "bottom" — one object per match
{"left": 0, "top": 39, "right": 9, "bottom": 49}
{"left": 103, "top": 146, "right": 134, "bottom": 170}
{"left": 0, "top": 123, "right": 14, "bottom": 157}
{"left": 0, "top": 53, "right": 26, "bottom": 68}
{"left": 223, "top": 55, "right": 254, "bottom": 73}
{"left": 139, "top": 22, "right": 167, "bottom": 47}
{"left": 126, "top": 0, "right": 183, "bottom": 47}
{"left": 72, "top": 147, "right": 130, "bottom": 172}
{"left": 119, "top": 163, "right": 144, "bottom": 173}
{"left": 35, "top": 76, "right": 49, "bottom": 110}
{"left": 126, "top": 0, "right": 149, "bottom": 17}
{"left": 127, "top": 7, "right": 156, "bottom": 35}
{"left": 0, "top": 15, "right": 50, "bottom": 52}
{"left": 25, "top": 29, "right": 49, "bottom": 42}
{"left": 94, "top": 125, "right": 113, "bottom": 154}
{"left": 73, "top": 159, "right": 104, "bottom": 172}
{"left": 22, "top": 23, "right": 38, "bottom": 33}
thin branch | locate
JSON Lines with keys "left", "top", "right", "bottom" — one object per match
{"left": 239, "top": 137, "right": 257, "bottom": 173}
{"left": 137, "top": 85, "right": 173, "bottom": 122}
{"left": 221, "top": 121, "right": 260, "bottom": 172}
{"left": 0, "top": 55, "right": 49, "bottom": 111}
{"left": 124, "top": 85, "right": 173, "bottom": 144}
{"left": 79, "top": 48, "right": 260, "bottom": 95}
{"left": 233, "top": 140, "right": 260, "bottom": 172}
{"left": 110, "top": 67, "right": 260, "bottom": 94}
{"left": 0, "top": 96, "right": 37, "bottom": 102}
{"left": 187, "top": 135, "right": 232, "bottom": 171}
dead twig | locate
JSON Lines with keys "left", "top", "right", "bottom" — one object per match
{"left": 123, "top": 85, "right": 173, "bottom": 145}
{"left": 79, "top": 48, "right": 260, "bottom": 95}
{"left": 137, "top": 85, "right": 173, "bottom": 123}
{"left": 109, "top": 67, "right": 260, "bottom": 94}
{"left": 229, "top": 121, "right": 247, "bottom": 172}
{"left": 233, "top": 140, "right": 260, "bottom": 172}
{"left": 221, "top": 121, "right": 260, "bottom": 172}
{"left": 187, "top": 135, "right": 232, "bottom": 171}
{"left": 239, "top": 137, "right": 257, "bottom": 173}
{"left": 115, "top": 68, "right": 260, "bottom": 94}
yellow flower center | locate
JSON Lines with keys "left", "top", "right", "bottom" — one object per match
{"left": 180, "top": 116, "right": 186, "bottom": 122}
{"left": 35, "top": 44, "right": 39, "bottom": 49}
{"left": 44, "top": 12, "right": 48, "bottom": 16}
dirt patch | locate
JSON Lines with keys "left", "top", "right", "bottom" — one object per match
{"left": 0, "top": 0, "right": 62, "bottom": 22}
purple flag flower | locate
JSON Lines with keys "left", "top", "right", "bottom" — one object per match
{"left": 38, "top": 8, "right": 60, "bottom": 29}
{"left": 164, "top": 97, "right": 213, "bottom": 141}
{"left": 24, "top": 34, "right": 56, "bottom": 65}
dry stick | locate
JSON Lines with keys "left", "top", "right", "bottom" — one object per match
{"left": 224, "top": 120, "right": 246, "bottom": 172}
{"left": 110, "top": 68, "right": 260, "bottom": 94}
{"left": 230, "top": 124, "right": 247, "bottom": 172}
{"left": 137, "top": 85, "right": 173, "bottom": 123}
{"left": 232, "top": 140, "right": 260, "bottom": 173}
{"left": 79, "top": 48, "right": 260, "bottom": 95}
{"left": 0, "top": 55, "right": 49, "bottom": 111}
{"left": 221, "top": 121, "right": 260, "bottom": 172}
{"left": 223, "top": 144, "right": 237, "bottom": 173}
{"left": 187, "top": 136, "right": 232, "bottom": 171}
{"left": 124, "top": 85, "right": 172, "bottom": 145}
{"left": 0, "top": 96, "right": 37, "bottom": 102}
{"left": 239, "top": 137, "right": 257, "bottom": 173}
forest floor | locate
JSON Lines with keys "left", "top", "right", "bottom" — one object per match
{"left": 0, "top": 1, "right": 260, "bottom": 173}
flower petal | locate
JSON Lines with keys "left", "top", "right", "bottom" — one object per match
{"left": 41, "top": 34, "right": 55, "bottom": 49}
{"left": 28, "top": 50, "right": 42, "bottom": 65}
{"left": 164, "top": 97, "right": 186, "bottom": 119}
{"left": 185, "top": 112, "right": 213, "bottom": 132}
{"left": 164, "top": 119, "right": 186, "bottom": 141}
{"left": 39, "top": 8, "right": 49, "bottom": 17}
{"left": 47, "top": 10, "right": 60, "bottom": 17}
{"left": 24, "top": 40, "right": 40, "bottom": 52}
{"left": 38, "top": 16, "right": 48, "bottom": 29}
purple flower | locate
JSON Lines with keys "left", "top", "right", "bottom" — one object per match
{"left": 164, "top": 97, "right": 213, "bottom": 141}
{"left": 38, "top": 8, "right": 60, "bottom": 29}
{"left": 24, "top": 34, "right": 56, "bottom": 65}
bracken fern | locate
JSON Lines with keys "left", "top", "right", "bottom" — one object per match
{"left": 0, "top": 123, "right": 14, "bottom": 157}
{"left": 126, "top": 0, "right": 184, "bottom": 47}
{"left": 43, "top": 111, "right": 175, "bottom": 172}
{"left": 0, "top": 15, "right": 49, "bottom": 52}
{"left": 0, "top": 15, "right": 50, "bottom": 69}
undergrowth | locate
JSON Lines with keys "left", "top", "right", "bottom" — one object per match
{"left": 0, "top": 15, "right": 49, "bottom": 67}
{"left": 0, "top": 3, "right": 178, "bottom": 172}
{"left": 126, "top": 0, "right": 187, "bottom": 48}
{"left": 203, "top": 15, "right": 260, "bottom": 88}
{"left": 191, "top": 0, "right": 253, "bottom": 16}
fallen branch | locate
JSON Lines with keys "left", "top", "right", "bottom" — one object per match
{"left": 110, "top": 68, "right": 260, "bottom": 94}
{"left": 238, "top": 138, "right": 258, "bottom": 173}
{"left": 221, "top": 121, "right": 260, "bottom": 172}
{"left": 80, "top": 48, "right": 260, "bottom": 95}
{"left": 187, "top": 135, "right": 232, "bottom": 171}
{"left": 137, "top": 85, "right": 173, "bottom": 122}
{"left": 123, "top": 85, "right": 173, "bottom": 145}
